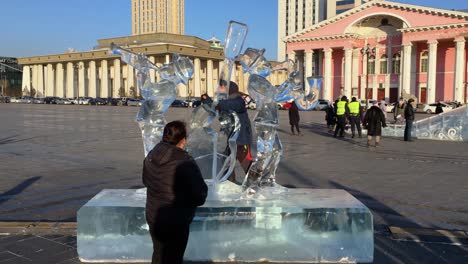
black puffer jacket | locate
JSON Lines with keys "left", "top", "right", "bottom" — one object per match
{"left": 142, "top": 142, "right": 208, "bottom": 225}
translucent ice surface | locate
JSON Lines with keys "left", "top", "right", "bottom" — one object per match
{"left": 382, "top": 105, "right": 468, "bottom": 141}
{"left": 77, "top": 185, "right": 374, "bottom": 263}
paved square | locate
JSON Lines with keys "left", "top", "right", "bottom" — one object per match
{"left": 0, "top": 103, "right": 467, "bottom": 263}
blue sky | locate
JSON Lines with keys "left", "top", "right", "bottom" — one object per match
{"left": 1, "top": 0, "right": 467, "bottom": 60}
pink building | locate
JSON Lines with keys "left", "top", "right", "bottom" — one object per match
{"left": 285, "top": 0, "right": 468, "bottom": 104}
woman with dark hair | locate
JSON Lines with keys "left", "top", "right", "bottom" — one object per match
{"left": 216, "top": 81, "right": 253, "bottom": 176}
{"left": 143, "top": 120, "right": 208, "bottom": 264}
{"left": 288, "top": 100, "right": 302, "bottom": 136}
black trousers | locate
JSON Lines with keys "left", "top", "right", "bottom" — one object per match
{"left": 290, "top": 122, "right": 300, "bottom": 133}
{"left": 404, "top": 120, "right": 413, "bottom": 141}
{"left": 334, "top": 115, "right": 346, "bottom": 137}
{"left": 349, "top": 115, "right": 362, "bottom": 137}
{"left": 148, "top": 217, "right": 191, "bottom": 264}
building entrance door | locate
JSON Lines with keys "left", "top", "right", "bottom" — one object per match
{"left": 389, "top": 88, "right": 398, "bottom": 103}
{"left": 366, "top": 88, "right": 373, "bottom": 100}
{"left": 420, "top": 87, "right": 427, "bottom": 104}
{"left": 377, "top": 88, "right": 385, "bottom": 101}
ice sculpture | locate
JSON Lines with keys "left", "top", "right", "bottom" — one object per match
{"left": 109, "top": 44, "right": 193, "bottom": 156}
{"left": 383, "top": 105, "right": 468, "bottom": 141}
{"left": 187, "top": 21, "right": 247, "bottom": 197}
{"left": 77, "top": 188, "right": 374, "bottom": 263}
{"left": 238, "top": 48, "right": 319, "bottom": 194}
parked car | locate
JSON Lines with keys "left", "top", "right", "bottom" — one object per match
{"left": 44, "top": 96, "right": 59, "bottom": 104}
{"left": 20, "top": 97, "right": 33, "bottom": 104}
{"left": 89, "top": 98, "right": 106, "bottom": 105}
{"left": 0, "top": 96, "right": 10, "bottom": 103}
{"left": 33, "top": 97, "right": 45, "bottom": 104}
{"left": 127, "top": 98, "right": 142, "bottom": 106}
{"left": 192, "top": 100, "right": 202, "bottom": 108}
{"left": 55, "top": 98, "right": 73, "bottom": 105}
{"left": 315, "top": 100, "right": 331, "bottom": 111}
{"left": 10, "top": 97, "right": 21, "bottom": 103}
{"left": 171, "top": 99, "right": 188, "bottom": 107}
{"left": 421, "top": 102, "right": 453, "bottom": 114}
{"left": 106, "top": 98, "right": 121, "bottom": 106}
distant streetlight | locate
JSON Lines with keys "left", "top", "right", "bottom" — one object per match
{"left": 361, "top": 44, "right": 376, "bottom": 110}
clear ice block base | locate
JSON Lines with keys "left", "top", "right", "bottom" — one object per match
{"left": 77, "top": 183, "right": 374, "bottom": 263}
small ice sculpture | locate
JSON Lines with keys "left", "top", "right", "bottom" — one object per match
{"left": 238, "top": 48, "right": 318, "bottom": 194}
{"left": 187, "top": 21, "right": 247, "bottom": 198}
{"left": 109, "top": 44, "right": 193, "bottom": 156}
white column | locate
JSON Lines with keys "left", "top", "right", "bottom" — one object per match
{"left": 305, "top": 50, "right": 314, "bottom": 87}
{"left": 88, "top": 61, "right": 97, "bottom": 98}
{"left": 373, "top": 45, "right": 380, "bottom": 100}
{"left": 352, "top": 49, "right": 360, "bottom": 97}
{"left": 165, "top": 55, "right": 170, "bottom": 64}
{"left": 46, "top": 64, "right": 54, "bottom": 97}
{"left": 100, "top": 60, "right": 109, "bottom": 98}
{"left": 149, "top": 56, "right": 156, "bottom": 83}
{"left": 454, "top": 39, "right": 466, "bottom": 103}
{"left": 113, "top": 59, "right": 121, "bottom": 97}
{"left": 37, "top": 65, "right": 44, "bottom": 97}
{"left": 22, "top": 66, "right": 31, "bottom": 95}
{"left": 31, "top": 65, "right": 38, "bottom": 96}
{"left": 344, "top": 48, "right": 353, "bottom": 99}
{"left": 402, "top": 43, "right": 412, "bottom": 96}
{"left": 66, "top": 62, "right": 74, "bottom": 98}
{"left": 361, "top": 53, "right": 367, "bottom": 100}
{"left": 194, "top": 58, "right": 201, "bottom": 98}
{"left": 78, "top": 61, "right": 85, "bottom": 97}
{"left": 56, "top": 63, "right": 64, "bottom": 98}
{"left": 324, "top": 48, "right": 333, "bottom": 101}
{"left": 127, "top": 64, "right": 135, "bottom": 97}
{"left": 427, "top": 41, "right": 438, "bottom": 103}
{"left": 207, "top": 59, "right": 214, "bottom": 97}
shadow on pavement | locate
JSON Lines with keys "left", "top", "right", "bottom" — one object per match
{"left": 0, "top": 176, "right": 42, "bottom": 205}
{"left": 328, "top": 180, "right": 468, "bottom": 264}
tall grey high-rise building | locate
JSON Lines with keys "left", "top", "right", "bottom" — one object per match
{"left": 278, "top": 0, "right": 368, "bottom": 61}
{"left": 132, "top": 0, "right": 184, "bottom": 35}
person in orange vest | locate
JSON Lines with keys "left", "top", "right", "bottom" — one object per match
{"left": 348, "top": 97, "right": 362, "bottom": 138}
{"left": 334, "top": 96, "right": 349, "bottom": 138}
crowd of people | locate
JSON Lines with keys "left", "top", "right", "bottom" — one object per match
{"left": 325, "top": 96, "right": 422, "bottom": 146}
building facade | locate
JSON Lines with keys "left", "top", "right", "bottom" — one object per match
{"left": 18, "top": 34, "right": 286, "bottom": 99}
{"left": 0, "top": 57, "right": 22, "bottom": 96}
{"left": 285, "top": 0, "right": 468, "bottom": 104}
{"left": 132, "top": 0, "right": 184, "bottom": 35}
{"left": 278, "top": 0, "right": 367, "bottom": 61}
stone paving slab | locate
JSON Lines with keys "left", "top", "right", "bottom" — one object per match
{"left": 0, "top": 233, "right": 467, "bottom": 264}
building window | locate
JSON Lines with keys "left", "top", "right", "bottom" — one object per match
{"left": 368, "top": 55, "right": 375, "bottom": 74}
{"left": 380, "top": 55, "right": 388, "bottom": 74}
{"left": 392, "top": 54, "right": 400, "bottom": 74}
{"left": 420, "top": 51, "right": 428, "bottom": 73}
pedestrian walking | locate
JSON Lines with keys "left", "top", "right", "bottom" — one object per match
{"left": 288, "top": 100, "right": 302, "bottom": 136}
{"left": 435, "top": 102, "right": 444, "bottom": 114}
{"left": 363, "top": 102, "right": 387, "bottom": 147}
{"left": 325, "top": 103, "right": 336, "bottom": 133}
{"left": 393, "top": 98, "right": 405, "bottom": 124}
{"left": 404, "top": 98, "right": 416, "bottom": 141}
{"left": 143, "top": 121, "right": 208, "bottom": 264}
{"left": 334, "top": 96, "right": 349, "bottom": 138}
{"left": 348, "top": 97, "right": 362, "bottom": 138}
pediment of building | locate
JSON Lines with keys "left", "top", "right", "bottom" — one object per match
{"left": 285, "top": 0, "right": 468, "bottom": 42}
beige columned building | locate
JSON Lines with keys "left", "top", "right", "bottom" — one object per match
{"left": 18, "top": 33, "right": 287, "bottom": 99}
